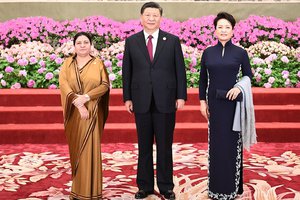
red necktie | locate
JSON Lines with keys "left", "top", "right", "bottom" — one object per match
{"left": 147, "top": 35, "right": 153, "bottom": 61}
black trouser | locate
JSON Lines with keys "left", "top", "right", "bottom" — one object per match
{"left": 134, "top": 98, "right": 175, "bottom": 193}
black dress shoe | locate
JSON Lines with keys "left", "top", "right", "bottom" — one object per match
{"left": 135, "top": 190, "right": 154, "bottom": 199}
{"left": 162, "top": 190, "right": 175, "bottom": 200}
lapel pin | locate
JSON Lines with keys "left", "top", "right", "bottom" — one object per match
{"left": 163, "top": 37, "right": 166, "bottom": 40}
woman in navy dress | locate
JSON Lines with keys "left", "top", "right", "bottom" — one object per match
{"left": 199, "top": 12, "right": 253, "bottom": 200}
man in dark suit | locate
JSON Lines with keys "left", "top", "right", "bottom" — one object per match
{"left": 122, "top": 2, "right": 187, "bottom": 199}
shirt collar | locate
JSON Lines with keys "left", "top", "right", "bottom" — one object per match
{"left": 144, "top": 29, "right": 159, "bottom": 41}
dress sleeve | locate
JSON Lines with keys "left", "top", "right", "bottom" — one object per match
{"left": 199, "top": 50, "right": 208, "bottom": 100}
{"left": 241, "top": 50, "right": 253, "bottom": 79}
{"left": 86, "top": 61, "right": 110, "bottom": 100}
{"left": 59, "top": 59, "right": 76, "bottom": 122}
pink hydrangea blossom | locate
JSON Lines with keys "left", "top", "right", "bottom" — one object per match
{"left": 55, "top": 57, "right": 63, "bottom": 65}
{"left": 190, "top": 68, "right": 197, "bottom": 73}
{"left": 281, "top": 70, "right": 289, "bottom": 79}
{"left": 116, "top": 53, "right": 123, "bottom": 60}
{"left": 11, "top": 82, "right": 21, "bottom": 89}
{"left": 37, "top": 68, "right": 46, "bottom": 74}
{"left": 39, "top": 60, "right": 46, "bottom": 67}
{"left": 252, "top": 58, "right": 264, "bottom": 65}
{"left": 190, "top": 57, "right": 197, "bottom": 68}
{"left": 117, "top": 61, "right": 122, "bottom": 67}
{"left": 5, "top": 66, "right": 14, "bottom": 73}
{"left": 255, "top": 74, "right": 262, "bottom": 83}
{"left": 48, "top": 84, "right": 57, "bottom": 89}
{"left": 265, "top": 54, "right": 277, "bottom": 63}
{"left": 1, "top": 79, "right": 6, "bottom": 86}
{"left": 45, "top": 72, "right": 54, "bottom": 80}
{"left": 268, "top": 77, "right": 275, "bottom": 84}
{"left": 104, "top": 60, "right": 112, "bottom": 68}
{"left": 263, "top": 83, "right": 272, "bottom": 88}
{"left": 109, "top": 73, "right": 116, "bottom": 81}
{"left": 29, "top": 57, "right": 38, "bottom": 64}
{"left": 49, "top": 54, "right": 57, "bottom": 61}
{"left": 6, "top": 56, "right": 14, "bottom": 63}
{"left": 17, "top": 58, "right": 29, "bottom": 66}
{"left": 264, "top": 68, "right": 272, "bottom": 75}
{"left": 280, "top": 56, "right": 289, "bottom": 63}
{"left": 27, "top": 79, "right": 36, "bottom": 88}
{"left": 285, "top": 79, "right": 291, "bottom": 86}
{"left": 18, "top": 70, "right": 27, "bottom": 77}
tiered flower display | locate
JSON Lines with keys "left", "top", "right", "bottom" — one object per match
{"left": 247, "top": 41, "right": 300, "bottom": 88}
{"left": 0, "top": 15, "right": 299, "bottom": 89}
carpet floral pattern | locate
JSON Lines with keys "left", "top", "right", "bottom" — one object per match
{"left": 1, "top": 143, "right": 300, "bottom": 200}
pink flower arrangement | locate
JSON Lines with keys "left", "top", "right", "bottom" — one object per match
{"left": 246, "top": 41, "right": 297, "bottom": 59}
{"left": 0, "top": 15, "right": 298, "bottom": 89}
{"left": 0, "top": 17, "right": 64, "bottom": 47}
{"left": 234, "top": 15, "right": 299, "bottom": 48}
{"left": 0, "top": 15, "right": 298, "bottom": 51}
{"left": 179, "top": 16, "right": 216, "bottom": 50}
{"left": 0, "top": 41, "right": 54, "bottom": 60}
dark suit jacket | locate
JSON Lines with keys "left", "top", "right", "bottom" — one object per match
{"left": 122, "top": 30, "right": 187, "bottom": 113}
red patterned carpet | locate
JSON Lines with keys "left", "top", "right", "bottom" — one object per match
{"left": 1, "top": 142, "right": 300, "bottom": 200}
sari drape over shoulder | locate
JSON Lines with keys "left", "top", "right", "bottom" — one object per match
{"left": 59, "top": 55, "right": 110, "bottom": 200}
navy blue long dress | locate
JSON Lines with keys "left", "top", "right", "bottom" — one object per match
{"left": 199, "top": 40, "right": 252, "bottom": 200}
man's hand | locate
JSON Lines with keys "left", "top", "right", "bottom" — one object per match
{"left": 200, "top": 100, "right": 209, "bottom": 121}
{"left": 125, "top": 100, "right": 133, "bottom": 114}
{"left": 176, "top": 99, "right": 185, "bottom": 110}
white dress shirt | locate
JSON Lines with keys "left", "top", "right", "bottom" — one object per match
{"left": 144, "top": 29, "right": 159, "bottom": 59}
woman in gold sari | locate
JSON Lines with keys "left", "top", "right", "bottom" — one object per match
{"left": 59, "top": 32, "right": 110, "bottom": 200}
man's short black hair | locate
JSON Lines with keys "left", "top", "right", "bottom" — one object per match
{"left": 140, "top": 2, "right": 163, "bottom": 16}
{"left": 213, "top": 12, "right": 236, "bottom": 29}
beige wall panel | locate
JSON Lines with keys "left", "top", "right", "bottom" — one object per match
{"left": 0, "top": 2, "right": 299, "bottom": 22}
